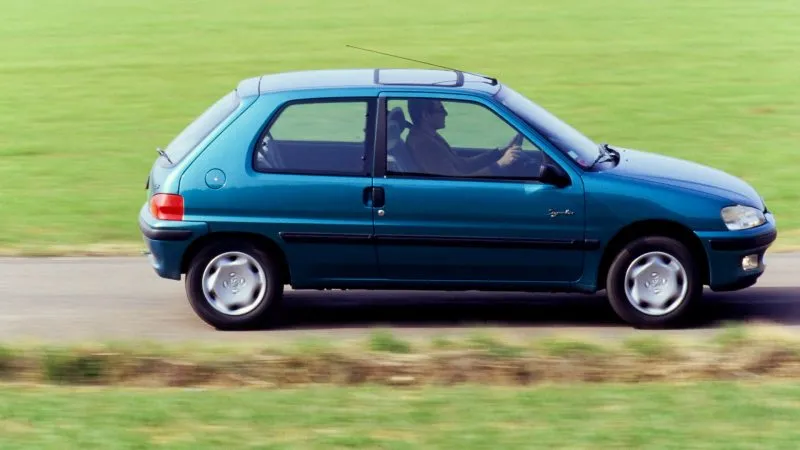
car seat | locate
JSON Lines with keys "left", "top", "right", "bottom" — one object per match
{"left": 386, "top": 107, "right": 420, "bottom": 173}
{"left": 255, "top": 132, "right": 285, "bottom": 170}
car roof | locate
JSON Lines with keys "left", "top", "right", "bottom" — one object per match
{"left": 236, "top": 68, "right": 503, "bottom": 97}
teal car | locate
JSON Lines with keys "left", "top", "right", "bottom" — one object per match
{"left": 139, "top": 68, "right": 777, "bottom": 330}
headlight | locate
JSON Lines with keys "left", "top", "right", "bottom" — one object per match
{"left": 721, "top": 205, "right": 766, "bottom": 231}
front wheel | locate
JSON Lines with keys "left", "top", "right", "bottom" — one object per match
{"left": 606, "top": 236, "right": 703, "bottom": 328}
{"left": 185, "top": 240, "right": 284, "bottom": 330}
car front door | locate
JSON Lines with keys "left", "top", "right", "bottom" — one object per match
{"left": 371, "top": 92, "right": 588, "bottom": 286}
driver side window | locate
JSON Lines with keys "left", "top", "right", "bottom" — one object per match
{"left": 385, "top": 97, "right": 543, "bottom": 179}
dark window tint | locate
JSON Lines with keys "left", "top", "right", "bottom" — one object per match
{"left": 254, "top": 101, "right": 371, "bottom": 176}
{"left": 163, "top": 90, "right": 240, "bottom": 163}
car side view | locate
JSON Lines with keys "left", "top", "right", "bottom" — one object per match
{"left": 139, "top": 68, "right": 777, "bottom": 330}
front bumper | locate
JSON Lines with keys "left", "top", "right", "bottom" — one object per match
{"left": 696, "top": 214, "right": 777, "bottom": 292}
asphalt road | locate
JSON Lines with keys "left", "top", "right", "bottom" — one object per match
{"left": 0, "top": 253, "right": 798, "bottom": 343}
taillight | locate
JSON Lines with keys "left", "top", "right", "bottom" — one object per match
{"left": 149, "top": 193, "right": 184, "bottom": 221}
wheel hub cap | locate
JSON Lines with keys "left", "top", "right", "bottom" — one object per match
{"left": 624, "top": 251, "right": 688, "bottom": 316}
{"left": 201, "top": 251, "right": 267, "bottom": 316}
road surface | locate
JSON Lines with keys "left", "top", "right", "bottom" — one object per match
{"left": 0, "top": 253, "right": 798, "bottom": 343}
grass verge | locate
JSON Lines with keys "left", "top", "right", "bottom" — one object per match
{"left": 1, "top": 324, "right": 800, "bottom": 388}
{"left": 2, "top": 381, "right": 800, "bottom": 448}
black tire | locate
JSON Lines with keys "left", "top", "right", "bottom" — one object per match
{"left": 184, "top": 239, "right": 284, "bottom": 330}
{"left": 606, "top": 236, "right": 703, "bottom": 329}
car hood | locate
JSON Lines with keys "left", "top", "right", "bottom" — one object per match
{"left": 605, "top": 146, "right": 764, "bottom": 209}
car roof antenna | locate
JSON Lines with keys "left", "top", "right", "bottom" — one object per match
{"left": 345, "top": 45, "right": 498, "bottom": 85}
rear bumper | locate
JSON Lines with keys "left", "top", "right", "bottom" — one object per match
{"left": 695, "top": 215, "right": 777, "bottom": 292}
{"left": 138, "top": 206, "right": 208, "bottom": 280}
{"left": 139, "top": 217, "right": 194, "bottom": 241}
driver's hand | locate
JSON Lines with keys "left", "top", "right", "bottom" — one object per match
{"left": 496, "top": 146, "right": 522, "bottom": 167}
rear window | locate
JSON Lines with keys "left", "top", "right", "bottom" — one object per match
{"left": 162, "top": 90, "right": 241, "bottom": 163}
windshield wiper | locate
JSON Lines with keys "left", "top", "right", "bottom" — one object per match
{"left": 587, "top": 142, "right": 618, "bottom": 170}
{"left": 156, "top": 147, "right": 173, "bottom": 165}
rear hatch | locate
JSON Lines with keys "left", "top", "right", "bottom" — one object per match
{"left": 143, "top": 89, "right": 245, "bottom": 222}
{"left": 144, "top": 89, "right": 243, "bottom": 198}
{"left": 145, "top": 155, "right": 172, "bottom": 198}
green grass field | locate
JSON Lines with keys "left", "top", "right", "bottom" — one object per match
{"left": 1, "top": 0, "right": 798, "bottom": 252}
{"left": 2, "top": 382, "right": 800, "bottom": 448}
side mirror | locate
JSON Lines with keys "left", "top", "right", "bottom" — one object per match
{"left": 539, "top": 162, "right": 570, "bottom": 188}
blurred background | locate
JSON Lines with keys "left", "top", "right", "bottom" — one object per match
{"left": 0, "top": 0, "right": 797, "bottom": 253}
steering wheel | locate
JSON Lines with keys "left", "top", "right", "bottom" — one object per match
{"left": 509, "top": 133, "right": 541, "bottom": 165}
{"left": 497, "top": 133, "right": 543, "bottom": 175}
{"left": 507, "top": 132, "right": 524, "bottom": 148}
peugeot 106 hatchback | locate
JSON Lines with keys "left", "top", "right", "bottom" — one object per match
{"left": 139, "top": 68, "right": 777, "bottom": 330}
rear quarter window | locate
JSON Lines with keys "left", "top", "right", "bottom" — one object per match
{"left": 253, "top": 100, "right": 373, "bottom": 176}
{"left": 163, "top": 90, "right": 241, "bottom": 163}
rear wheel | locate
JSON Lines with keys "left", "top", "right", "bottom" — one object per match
{"left": 185, "top": 239, "right": 284, "bottom": 330}
{"left": 606, "top": 236, "right": 702, "bottom": 328}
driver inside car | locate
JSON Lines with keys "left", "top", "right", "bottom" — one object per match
{"left": 404, "top": 98, "right": 524, "bottom": 177}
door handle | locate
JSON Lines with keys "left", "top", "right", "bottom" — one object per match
{"left": 372, "top": 187, "right": 385, "bottom": 208}
{"left": 362, "top": 187, "right": 372, "bottom": 206}
{"left": 362, "top": 187, "right": 385, "bottom": 208}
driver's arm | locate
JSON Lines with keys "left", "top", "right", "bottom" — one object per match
{"left": 457, "top": 147, "right": 504, "bottom": 170}
{"left": 458, "top": 135, "right": 521, "bottom": 168}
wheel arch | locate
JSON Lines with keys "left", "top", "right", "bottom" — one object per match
{"left": 180, "top": 232, "right": 291, "bottom": 285}
{"left": 596, "top": 219, "right": 710, "bottom": 290}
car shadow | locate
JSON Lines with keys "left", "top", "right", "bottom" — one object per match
{"left": 270, "top": 286, "right": 800, "bottom": 331}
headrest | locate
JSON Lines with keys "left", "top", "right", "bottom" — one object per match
{"left": 388, "top": 107, "right": 411, "bottom": 129}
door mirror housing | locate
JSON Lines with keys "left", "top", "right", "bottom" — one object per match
{"left": 539, "top": 162, "right": 570, "bottom": 188}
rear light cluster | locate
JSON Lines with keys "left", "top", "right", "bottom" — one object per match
{"left": 150, "top": 193, "right": 184, "bottom": 221}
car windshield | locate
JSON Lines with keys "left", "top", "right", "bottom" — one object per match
{"left": 162, "top": 90, "right": 241, "bottom": 163}
{"left": 496, "top": 85, "right": 599, "bottom": 168}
